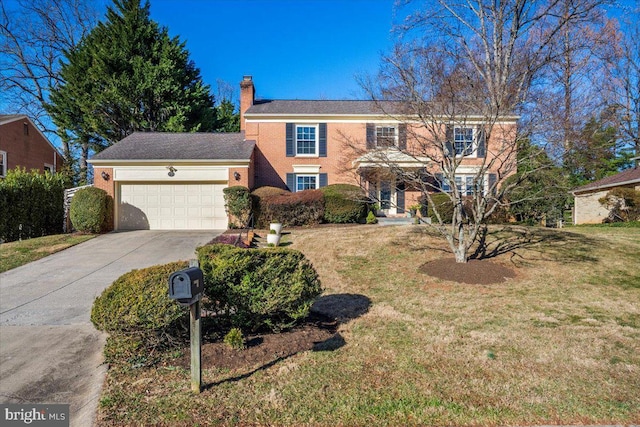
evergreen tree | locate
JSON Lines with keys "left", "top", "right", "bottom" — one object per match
{"left": 46, "top": 0, "right": 218, "bottom": 181}
{"left": 565, "top": 116, "right": 632, "bottom": 187}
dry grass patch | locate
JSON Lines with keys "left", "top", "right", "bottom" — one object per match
{"left": 97, "top": 224, "right": 640, "bottom": 426}
{"left": 0, "top": 233, "right": 95, "bottom": 272}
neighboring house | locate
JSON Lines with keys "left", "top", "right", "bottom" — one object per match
{"left": 0, "top": 115, "right": 64, "bottom": 177}
{"left": 89, "top": 76, "right": 517, "bottom": 231}
{"left": 571, "top": 161, "right": 640, "bottom": 225}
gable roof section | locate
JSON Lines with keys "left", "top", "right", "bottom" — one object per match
{"left": 0, "top": 114, "right": 63, "bottom": 158}
{"left": 0, "top": 114, "right": 28, "bottom": 125}
{"left": 245, "top": 100, "right": 519, "bottom": 121}
{"left": 246, "top": 100, "right": 401, "bottom": 115}
{"left": 572, "top": 167, "right": 640, "bottom": 194}
{"left": 89, "top": 132, "right": 255, "bottom": 162}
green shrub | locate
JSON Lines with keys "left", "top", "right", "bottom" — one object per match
{"left": 251, "top": 186, "right": 290, "bottom": 228}
{"left": 258, "top": 190, "right": 325, "bottom": 227}
{"left": 366, "top": 211, "right": 378, "bottom": 224}
{"left": 224, "top": 327, "right": 245, "bottom": 350}
{"left": 223, "top": 186, "right": 252, "bottom": 228}
{"left": 91, "top": 261, "right": 189, "bottom": 365}
{"left": 599, "top": 187, "right": 640, "bottom": 222}
{"left": 320, "top": 184, "right": 369, "bottom": 223}
{"left": 0, "top": 168, "right": 66, "bottom": 242}
{"left": 197, "top": 244, "right": 322, "bottom": 332}
{"left": 427, "top": 193, "right": 455, "bottom": 223}
{"left": 70, "top": 186, "right": 112, "bottom": 233}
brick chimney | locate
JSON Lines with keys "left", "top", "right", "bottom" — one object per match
{"left": 240, "top": 76, "right": 255, "bottom": 132}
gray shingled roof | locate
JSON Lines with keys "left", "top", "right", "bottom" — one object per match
{"left": 90, "top": 132, "right": 255, "bottom": 161}
{"left": 572, "top": 166, "right": 640, "bottom": 193}
{"left": 246, "top": 100, "right": 407, "bottom": 115}
{"left": 244, "top": 99, "right": 498, "bottom": 117}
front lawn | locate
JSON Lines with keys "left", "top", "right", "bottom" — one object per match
{"left": 97, "top": 224, "right": 640, "bottom": 426}
{"left": 0, "top": 233, "right": 96, "bottom": 273}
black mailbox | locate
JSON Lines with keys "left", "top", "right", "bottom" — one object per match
{"left": 168, "top": 267, "right": 204, "bottom": 304}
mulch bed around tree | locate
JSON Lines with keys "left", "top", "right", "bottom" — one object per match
{"left": 419, "top": 257, "right": 517, "bottom": 285}
{"left": 172, "top": 313, "right": 338, "bottom": 371}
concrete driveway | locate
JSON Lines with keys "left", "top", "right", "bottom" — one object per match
{"left": 0, "top": 230, "right": 222, "bottom": 426}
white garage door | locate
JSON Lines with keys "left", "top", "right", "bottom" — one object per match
{"left": 118, "top": 183, "right": 227, "bottom": 230}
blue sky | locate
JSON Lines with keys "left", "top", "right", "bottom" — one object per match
{"left": 147, "top": 0, "right": 398, "bottom": 102}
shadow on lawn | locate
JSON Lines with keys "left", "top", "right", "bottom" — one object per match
{"left": 203, "top": 294, "right": 370, "bottom": 390}
{"left": 470, "top": 226, "right": 600, "bottom": 264}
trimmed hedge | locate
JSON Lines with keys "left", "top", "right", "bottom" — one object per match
{"left": 320, "top": 184, "right": 369, "bottom": 223}
{"left": 70, "top": 186, "right": 112, "bottom": 233}
{"left": 91, "top": 261, "right": 189, "bottom": 365}
{"left": 251, "top": 186, "right": 290, "bottom": 228}
{"left": 252, "top": 187, "right": 325, "bottom": 228}
{"left": 197, "top": 244, "right": 322, "bottom": 332}
{"left": 427, "top": 193, "right": 456, "bottom": 223}
{"left": 0, "top": 168, "right": 66, "bottom": 242}
{"left": 223, "top": 185, "right": 251, "bottom": 228}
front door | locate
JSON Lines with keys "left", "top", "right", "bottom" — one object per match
{"left": 379, "top": 180, "right": 397, "bottom": 215}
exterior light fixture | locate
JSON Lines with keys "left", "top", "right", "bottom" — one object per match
{"left": 167, "top": 166, "right": 177, "bottom": 177}
{"left": 234, "top": 171, "right": 241, "bottom": 181}
{"left": 101, "top": 171, "right": 110, "bottom": 181}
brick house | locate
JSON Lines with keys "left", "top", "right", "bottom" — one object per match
{"left": 571, "top": 162, "right": 640, "bottom": 224}
{"left": 89, "top": 76, "right": 518, "bottom": 230}
{"left": 0, "top": 115, "right": 64, "bottom": 177}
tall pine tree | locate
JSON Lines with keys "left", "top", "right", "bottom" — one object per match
{"left": 46, "top": 0, "right": 217, "bottom": 183}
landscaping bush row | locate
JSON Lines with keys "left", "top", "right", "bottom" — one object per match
{"left": 251, "top": 184, "right": 370, "bottom": 228}
{"left": 91, "top": 245, "right": 322, "bottom": 366}
{"left": 91, "top": 261, "right": 190, "bottom": 366}
{"left": 426, "top": 192, "right": 510, "bottom": 224}
{"left": 197, "top": 244, "right": 322, "bottom": 332}
{"left": 0, "top": 168, "right": 66, "bottom": 242}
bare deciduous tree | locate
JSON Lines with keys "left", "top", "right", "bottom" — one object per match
{"left": 352, "top": 0, "right": 607, "bottom": 263}
{"left": 0, "top": 0, "right": 99, "bottom": 162}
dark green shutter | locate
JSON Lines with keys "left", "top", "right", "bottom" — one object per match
{"left": 396, "top": 182, "right": 405, "bottom": 213}
{"left": 398, "top": 123, "right": 407, "bottom": 150}
{"left": 435, "top": 173, "right": 444, "bottom": 190}
{"left": 319, "top": 173, "right": 328, "bottom": 187}
{"left": 488, "top": 173, "right": 497, "bottom": 195}
{"left": 286, "top": 173, "right": 296, "bottom": 192}
{"left": 319, "top": 123, "right": 327, "bottom": 157}
{"left": 477, "top": 126, "right": 486, "bottom": 158}
{"left": 445, "top": 125, "right": 453, "bottom": 156}
{"left": 366, "top": 123, "right": 375, "bottom": 149}
{"left": 286, "top": 123, "right": 294, "bottom": 157}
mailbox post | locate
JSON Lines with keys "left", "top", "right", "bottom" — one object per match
{"left": 168, "top": 263, "right": 204, "bottom": 393}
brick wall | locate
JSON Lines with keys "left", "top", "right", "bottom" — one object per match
{"left": 0, "top": 119, "right": 64, "bottom": 174}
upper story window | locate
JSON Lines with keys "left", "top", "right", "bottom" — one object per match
{"left": 367, "top": 123, "right": 406, "bottom": 150}
{"left": 296, "top": 125, "right": 318, "bottom": 156}
{"left": 0, "top": 151, "right": 6, "bottom": 178}
{"left": 454, "top": 127, "right": 474, "bottom": 156}
{"left": 23, "top": 123, "right": 29, "bottom": 135}
{"left": 375, "top": 126, "right": 397, "bottom": 147}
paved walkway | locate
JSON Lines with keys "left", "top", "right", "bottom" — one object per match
{"left": 0, "top": 230, "right": 221, "bottom": 426}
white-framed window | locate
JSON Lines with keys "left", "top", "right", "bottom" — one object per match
{"left": 296, "top": 174, "right": 318, "bottom": 191}
{"left": 454, "top": 127, "right": 475, "bottom": 156}
{"left": 0, "top": 151, "right": 7, "bottom": 178}
{"left": 296, "top": 125, "right": 318, "bottom": 156}
{"left": 44, "top": 163, "right": 55, "bottom": 174}
{"left": 376, "top": 126, "right": 397, "bottom": 147}
{"left": 443, "top": 174, "right": 484, "bottom": 195}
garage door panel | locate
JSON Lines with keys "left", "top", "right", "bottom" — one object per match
{"left": 118, "top": 183, "right": 227, "bottom": 230}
